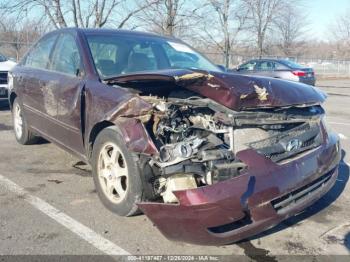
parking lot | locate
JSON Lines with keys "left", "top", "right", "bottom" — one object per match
{"left": 0, "top": 79, "right": 349, "bottom": 260}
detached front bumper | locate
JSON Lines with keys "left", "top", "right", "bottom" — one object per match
{"left": 138, "top": 132, "right": 341, "bottom": 245}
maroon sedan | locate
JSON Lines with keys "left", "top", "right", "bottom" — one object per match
{"left": 8, "top": 28, "right": 341, "bottom": 245}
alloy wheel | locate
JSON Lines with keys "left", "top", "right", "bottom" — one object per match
{"left": 97, "top": 142, "right": 129, "bottom": 203}
{"left": 13, "top": 103, "right": 23, "bottom": 139}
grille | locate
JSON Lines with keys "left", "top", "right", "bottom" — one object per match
{"left": 249, "top": 122, "right": 322, "bottom": 163}
{"left": 265, "top": 135, "right": 321, "bottom": 162}
{"left": 271, "top": 169, "right": 335, "bottom": 214}
{"left": 0, "top": 87, "right": 8, "bottom": 98}
{"left": 0, "top": 71, "right": 8, "bottom": 85}
{"left": 207, "top": 213, "right": 252, "bottom": 234}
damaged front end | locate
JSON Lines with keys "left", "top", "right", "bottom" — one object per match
{"left": 104, "top": 69, "right": 341, "bottom": 245}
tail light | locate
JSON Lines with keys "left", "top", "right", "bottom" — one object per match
{"left": 292, "top": 70, "right": 306, "bottom": 77}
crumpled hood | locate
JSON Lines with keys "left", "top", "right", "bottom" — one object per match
{"left": 104, "top": 69, "right": 326, "bottom": 111}
{"left": 186, "top": 71, "right": 326, "bottom": 110}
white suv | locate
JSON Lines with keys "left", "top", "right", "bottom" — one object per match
{"left": 0, "top": 54, "right": 17, "bottom": 102}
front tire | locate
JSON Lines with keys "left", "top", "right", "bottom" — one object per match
{"left": 91, "top": 126, "right": 144, "bottom": 216}
{"left": 12, "top": 98, "right": 38, "bottom": 145}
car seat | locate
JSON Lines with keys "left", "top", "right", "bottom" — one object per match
{"left": 124, "top": 53, "right": 153, "bottom": 73}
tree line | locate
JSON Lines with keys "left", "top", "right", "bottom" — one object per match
{"left": 0, "top": 0, "right": 349, "bottom": 66}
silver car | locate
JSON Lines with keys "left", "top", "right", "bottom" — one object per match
{"left": 236, "top": 59, "right": 316, "bottom": 86}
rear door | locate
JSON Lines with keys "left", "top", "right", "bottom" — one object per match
{"left": 47, "top": 32, "right": 86, "bottom": 155}
{"left": 17, "top": 33, "right": 59, "bottom": 134}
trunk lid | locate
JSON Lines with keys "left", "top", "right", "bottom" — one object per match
{"left": 300, "top": 67, "right": 315, "bottom": 77}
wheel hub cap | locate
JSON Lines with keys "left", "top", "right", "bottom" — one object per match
{"left": 97, "top": 143, "right": 128, "bottom": 203}
{"left": 13, "top": 103, "right": 23, "bottom": 139}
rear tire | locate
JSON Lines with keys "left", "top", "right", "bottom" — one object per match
{"left": 91, "top": 126, "right": 144, "bottom": 216}
{"left": 12, "top": 98, "right": 38, "bottom": 145}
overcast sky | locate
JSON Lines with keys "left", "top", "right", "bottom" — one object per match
{"left": 308, "top": 0, "right": 349, "bottom": 40}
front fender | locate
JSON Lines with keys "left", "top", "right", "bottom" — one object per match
{"left": 103, "top": 95, "right": 158, "bottom": 156}
{"left": 112, "top": 117, "right": 158, "bottom": 155}
{"left": 85, "top": 82, "right": 158, "bottom": 156}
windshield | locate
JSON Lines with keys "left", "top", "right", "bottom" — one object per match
{"left": 281, "top": 60, "right": 304, "bottom": 69}
{"left": 86, "top": 34, "right": 221, "bottom": 78}
{"left": 0, "top": 54, "right": 8, "bottom": 62}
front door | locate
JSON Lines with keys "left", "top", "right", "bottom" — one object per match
{"left": 47, "top": 32, "right": 86, "bottom": 156}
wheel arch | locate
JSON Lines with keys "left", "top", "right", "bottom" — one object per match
{"left": 9, "top": 92, "right": 17, "bottom": 110}
{"left": 87, "top": 118, "right": 158, "bottom": 160}
{"left": 87, "top": 120, "right": 115, "bottom": 159}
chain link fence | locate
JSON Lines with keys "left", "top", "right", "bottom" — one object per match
{"left": 203, "top": 52, "right": 350, "bottom": 78}
{"left": 2, "top": 40, "right": 350, "bottom": 78}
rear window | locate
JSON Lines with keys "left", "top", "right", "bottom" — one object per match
{"left": 281, "top": 60, "right": 303, "bottom": 69}
{"left": 274, "top": 62, "right": 288, "bottom": 70}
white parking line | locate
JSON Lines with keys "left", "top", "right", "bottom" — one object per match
{"left": 328, "top": 121, "right": 350, "bottom": 126}
{"left": 0, "top": 174, "right": 130, "bottom": 256}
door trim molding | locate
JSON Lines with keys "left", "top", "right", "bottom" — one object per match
{"left": 24, "top": 103, "right": 80, "bottom": 133}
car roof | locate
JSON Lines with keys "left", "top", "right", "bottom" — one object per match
{"left": 246, "top": 58, "right": 287, "bottom": 63}
{"left": 50, "top": 27, "right": 178, "bottom": 41}
{"left": 243, "top": 58, "right": 296, "bottom": 67}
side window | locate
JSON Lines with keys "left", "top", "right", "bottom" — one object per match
{"left": 256, "top": 61, "right": 274, "bottom": 71}
{"left": 25, "top": 35, "right": 57, "bottom": 69}
{"left": 50, "top": 34, "right": 81, "bottom": 76}
{"left": 239, "top": 61, "right": 256, "bottom": 71}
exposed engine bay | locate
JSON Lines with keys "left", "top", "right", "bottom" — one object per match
{"left": 131, "top": 93, "right": 324, "bottom": 204}
{"left": 108, "top": 71, "right": 326, "bottom": 204}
